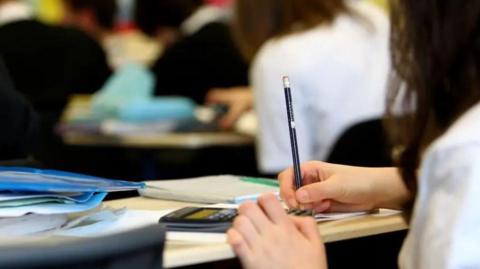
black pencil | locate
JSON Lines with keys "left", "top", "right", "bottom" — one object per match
{"left": 282, "top": 76, "right": 303, "bottom": 190}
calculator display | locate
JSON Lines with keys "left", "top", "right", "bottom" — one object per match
{"left": 185, "top": 209, "right": 218, "bottom": 220}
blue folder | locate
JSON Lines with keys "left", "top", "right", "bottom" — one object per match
{"left": 0, "top": 167, "right": 145, "bottom": 193}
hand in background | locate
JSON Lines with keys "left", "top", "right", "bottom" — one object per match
{"left": 205, "top": 87, "right": 253, "bottom": 129}
{"left": 227, "top": 194, "right": 327, "bottom": 269}
{"left": 279, "top": 161, "right": 410, "bottom": 213}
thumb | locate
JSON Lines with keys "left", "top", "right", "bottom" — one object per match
{"left": 295, "top": 178, "right": 342, "bottom": 204}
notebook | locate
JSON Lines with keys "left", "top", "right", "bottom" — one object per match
{"left": 139, "top": 175, "right": 279, "bottom": 204}
{"left": 0, "top": 167, "right": 145, "bottom": 193}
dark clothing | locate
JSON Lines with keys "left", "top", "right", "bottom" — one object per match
{"left": 152, "top": 22, "right": 248, "bottom": 104}
{"left": 0, "top": 57, "right": 38, "bottom": 160}
{"left": 327, "top": 119, "right": 393, "bottom": 167}
{"left": 0, "top": 20, "right": 111, "bottom": 113}
{"left": 0, "top": 20, "right": 110, "bottom": 165}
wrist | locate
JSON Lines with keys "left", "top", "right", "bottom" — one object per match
{"left": 370, "top": 167, "right": 412, "bottom": 210}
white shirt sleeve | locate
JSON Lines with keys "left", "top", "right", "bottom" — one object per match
{"left": 251, "top": 45, "right": 313, "bottom": 174}
{"left": 401, "top": 144, "right": 480, "bottom": 269}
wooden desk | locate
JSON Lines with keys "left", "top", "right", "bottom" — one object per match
{"left": 60, "top": 95, "right": 254, "bottom": 149}
{"left": 62, "top": 132, "right": 254, "bottom": 149}
{"left": 105, "top": 197, "right": 408, "bottom": 268}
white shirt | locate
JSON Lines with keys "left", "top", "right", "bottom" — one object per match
{"left": 180, "top": 5, "right": 230, "bottom": 36}
{"left": 399, "top": 102, "right": 480, "bottom": 268}
{"left": 251, "top": 1, "right": 390, "bottom": 173}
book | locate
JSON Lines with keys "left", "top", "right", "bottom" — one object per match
{"left": 139, "top": 175, "right": 279, "bottom": 204}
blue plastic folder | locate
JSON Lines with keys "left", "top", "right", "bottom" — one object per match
{"left": 0, "top": 167, "right": 145, "bottom": 193}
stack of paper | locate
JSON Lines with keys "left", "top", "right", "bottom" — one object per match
{"left": 0, "top": 167, "right": 145, "bottom": 236}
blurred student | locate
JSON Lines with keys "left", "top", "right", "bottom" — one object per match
{"left": 228, "top": 1, "right": 480, "bottom": 268}
{"left": 0, "top": 0, "right": 111, "bottom": 164}
{"left": 0, "top": 57, "right": 38, "bottom": 161}
{"left": 135, "top": 0, "right": 248, "bottom": 104}
{"left": 61, "top": 0, "right": 117, "bottom": 41}
{"left": 228, "top": 0, "right": 390, "bottom": 174}
{"left": 0, "top": 0, "right": 111, "bottom": 113}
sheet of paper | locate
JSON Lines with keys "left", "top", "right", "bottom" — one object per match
{"left": 315, "top": 211, "right": 368, "bottom": 221}
{"left": 57, "top": 209, "right": 228, "bottom": 243}
{"left": 56, "top": 209, "right": 173, "bottom": 237}
{"left": 0, "top": 214, "right": 68, "bottom": 236}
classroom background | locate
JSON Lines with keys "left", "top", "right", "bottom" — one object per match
{"left": 0, "top": 0, "right": 411, "bottom": 268}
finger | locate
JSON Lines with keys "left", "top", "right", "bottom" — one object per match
{"left": 227, "top": 228, "right": 253, "bottom": 260}
{"left": 238, "top": 201, "right": 272, "bottom": 232}
{"left": 292, "top": 217, "right": 322, "bottom": 244}
{"left": 278, "top": 167, "right": 298, "bottom": 208}
{"left": 295, "top": 177, "right": 342, "bottom": 204}
{"left": 231, "top": 215, "right": 259, "bottom": 249}
{"left": 257, "top": 194, "right": 289, "bottom": 224}
{"left": 219, "top": 106, "right": 243, "bottom": 129}
{"left": 312, "top": 200, "right": 331, "bottom": 213}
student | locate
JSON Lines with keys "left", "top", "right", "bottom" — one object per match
{"left": 134, "top": 0, "right": 248, "bottom": 104}
{"left": 0, "top": 0, "right": 111, "bottom": 164}
{"left": 61, "top": 0, "right": 117, "bottom": 41}
{"left": 210, "top": 0, "right": 390, "bottom": 174}
{"left": 0, "top": 57, "right": 38, "bottom": 160}
{"left": 228, "top": 0, "right": 480, "bottom": 268}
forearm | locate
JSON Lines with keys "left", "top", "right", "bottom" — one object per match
{"left": 369, "top": 167, "right": 412, "bottom": 210}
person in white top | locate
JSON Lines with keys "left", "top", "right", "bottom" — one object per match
{"left": 226, "top": 1, "right": 480, "bottom": 268}
{"left": 209, "top": 0, "right": 390, "bottom": 174}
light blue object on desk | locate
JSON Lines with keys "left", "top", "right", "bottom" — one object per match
{"left": 91, "top": 63, "right": 195, "bottom": 122}
{"left": 118, "top": 97, "right": 195, "bottom": 122}
{"left": 92, "top": 63, "right": 154, "bottom": 120}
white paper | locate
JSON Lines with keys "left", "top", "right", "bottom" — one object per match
{"left": 0, "top": 214, "right": 68, "bottom": 236}
{"left": 56, "top": 209, "right": 173, "bottom": 237}
{"left": 314, "top": 211, "right": 368, "bottom": 221}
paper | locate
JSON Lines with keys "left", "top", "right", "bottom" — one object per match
{"left": 0, "top": 193, "right": 107, "bottom": 217}
{"left": 57, "top": 208, "right": 229, "bottom": 243}
{"left": 140, "top": 175, "right": 279, "bottom": 204}
{"left": 0, "top": 214, "right": 68, "bottom": 236}
{"left": 314, "top": 211, "right": 369, "bottom": 221}
{"left": 56, "top": 209, "right": 173, "bottom": 237}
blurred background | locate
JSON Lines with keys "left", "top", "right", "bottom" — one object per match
{"left": 0, "top": 0, "right": 391, "bottom": 184}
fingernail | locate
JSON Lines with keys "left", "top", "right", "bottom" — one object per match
{"left": 288, "top": 199, "right": 298, "bottom": 208}
{"left": 297, "top": 190, "right": 309, "bottom": 202}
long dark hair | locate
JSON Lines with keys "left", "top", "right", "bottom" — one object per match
{"left": 387, "top": 0, "right": 480, "bottom": 197}
{"left": 233, "top": 0, "right": 350, "bottom": 61}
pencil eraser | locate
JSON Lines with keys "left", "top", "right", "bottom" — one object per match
{"left": 282, "top": 76, "right": 290, "bottom": 88}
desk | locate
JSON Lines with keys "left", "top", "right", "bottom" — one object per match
{"left": 104, "top": 197, "right": 408, "bottom": 268}
{"left": 60, "top": 95, "right": 254, "bottom": 149}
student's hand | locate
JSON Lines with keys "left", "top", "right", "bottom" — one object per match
{"left": 205, "top": 87, "right": 253, "bottom": 129}
{"left": 227, "top": 194, "right": 327, "bottom": 269}
{"left": 279, "top": 161, "right": 411, "bottom": 212}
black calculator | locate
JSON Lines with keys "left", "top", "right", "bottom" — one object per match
{"left": 159, "top": 207, "right": 238, "bottom": 233}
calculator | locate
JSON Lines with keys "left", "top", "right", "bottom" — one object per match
{"left": 159, "top": 207, "right": 238, "bottom": 233}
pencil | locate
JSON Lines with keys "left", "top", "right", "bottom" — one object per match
{"left": 282, "top": 76, "right": 303, "bottom": 190}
